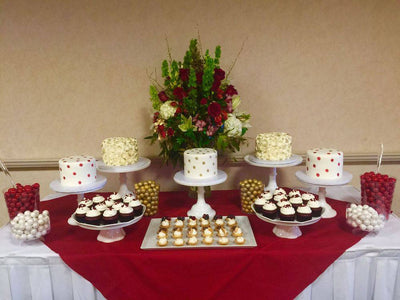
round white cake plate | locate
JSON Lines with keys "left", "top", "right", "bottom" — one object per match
{"left": 252, "top": 204, "right": 323, "bottom": 239}
{"left": 97, "top": 158, "right": 151, "bottom": 197}
{"left": 67, "top": 206, "right": 146, "bottom": 243}
{"left": 244, "top": 154, "right": 303, "bottom": 193}
{"left": 173, "top": 170, "right": 227, "bottom": 219}
{"left": 295, "top": 170, "right": 353, "bottom": 219}
{"left": 49, "top": 175, "right": 107, "bottom": 204}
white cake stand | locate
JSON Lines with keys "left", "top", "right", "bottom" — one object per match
{"left": 173, "top": 170, "right": 227, "bottom": 219}
{"left": 252, "top": 204, "right": 323, "bottom": 239}
{"left": 295, "top": 170, "right": 353, "bottom": 219}
{"left": 67, "top": 205, "right": 145, "bottom": 243}
{"left": 244, "top": 154, "right": 303, "bottom": 192}
{"left": 97, "top": 157, "right": 151, "bottom": 197}
{"left": 50, "top": 175, "right": 107, "bottom": 204}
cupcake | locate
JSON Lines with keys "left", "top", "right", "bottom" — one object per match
{"left": 254, "top": 196, "right": 266, "bottom": 213}
{"left": 95, "top": 202, "right": 108, "bottom": 214}
{"left": 262, "top": 201, "right": 278, "bottom": 219}
{"left": 187, "top": 216, "right": 197, "bottom": 228}
{"left": 296, "top": 204, "right": 312, "bottom": 222}
{"left": 288, "top": 189, "right": 301, "bottom": 198}
{"left": 109, "top": 193, "right": 123, "bottom": 204}
{"left": 302, "top": 193, "right": 315, "bottom": 205}
{"left": 129, "top": 200, "right": 143, "bottom": 216}
{"left": 112, "top": 201, "right": 124, "bottom": 212}
{"left": 160, "top": 217, "right": 171, "bottom": 229}
{"left": 75, "top": 204, "right": 89, "bottom": 223}
{"left": 274, "top": 193, "right": 288, "bottom": 203}
{"left": 123, "top": 193, "right": 135, "bottom": 205}
{"left": 78, "top": 198, "right": 93, "bottom": 208}
{"left": 289, "top": 195, "right": 303, "bottom": 209}
{"left": 308, "top": 199, "right": 322, "bottom": 217}
{"left": 225, "top": 215, "right": 237, "bottom": 228}
{"left": 279, "top": 205, "right": 296, "bottom": 221}
{"left": 102, "top": 207, "right": 119, "bottom": 224}
{"left": 260, "top": 191, "right": 273, "bottom": 202}
{"left": 213, "top": 215, "right": 224, "bottom": 227}
{"left": 105, "top": 197, "right": 114, "bottom": 208}
{"left": 202, "top": 236, "right": 214, "bottom": 245}
{"left": 174, "top": 217, "right": 185, "bottom": 228}
{"left": 158, "top": 237, "right": 168, "bottom": 247}
{"left": 276, "top": 198, "right": 291, "bottom": 208}
{"left": 218, "top": 237, "right": 229, "bottom": 245}
{"left": 273, "top": 187, "right": 287, "bottom": 196}
{"left": 173, "top": 238, "right": 184, "bottom": 246}
{"left": 234, "top": 236, "right": 245, "bottom": 245}
{"left": 92, "top": 194, "right": 105, "bottom": 205}
{"left": 119, "top": 204, "right": 135, "bottom": 222}
{"left": 232, "top": 226, "right": 243, "bottom": 237}
{"left": 187, "top": 236, "right": 198, "bottom": 246}
{"left": 85, "top": 208, "right": 102, "bottom": 225}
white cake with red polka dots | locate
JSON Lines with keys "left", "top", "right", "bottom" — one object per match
{"left": 184, "top": 148, "right": 218, "bottom": 179}
{"left": 305, "top": 148, "right": 343, "bottom": 179}
{"left": 59, "top": 155, "right": 97, "bottom": 187}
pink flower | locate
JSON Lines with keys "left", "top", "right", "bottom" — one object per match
{"left": 195, "top": 120, "right": 206, "bottom": 131}
{"left": 206, "top": 125, "right": 219, "bottom": 136}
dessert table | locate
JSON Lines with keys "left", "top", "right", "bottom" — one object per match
{"left": 0, "top": 186, "right": 400, "bottom": 300}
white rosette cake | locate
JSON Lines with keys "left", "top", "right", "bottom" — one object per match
{"left": 255, "top": 132, "right": 292, "bottom": 161}
{"left": 183, "top": 148, "right": 218, "bottom": 179}
{"left": 102, "top": 137, "right": 139, "bottom": 166}
{"left": 59, "top": 155, "right": 97, "bottom": 187}
{"left": 305, "top": 148, "right": 343, "bottom": 179}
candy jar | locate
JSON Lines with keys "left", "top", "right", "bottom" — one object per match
{"left": 346, "top": 203, "right": 385, "bottom": 234}
{"left": 3, "top": 183, "right": 40, "bottom": 219}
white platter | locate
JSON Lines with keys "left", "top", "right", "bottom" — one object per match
{"left": 50, "top": 175, "right": 107, "bottom": 194}
{"left": 97, "top": 157, "right": 151, "bottom": 173}
{"left": 244, "top": 154, "right": 303, "bottom": 168}
{"left": 173, "top": 170, "right": 227, "bottom": 187}
{"left": 295, "top": 170, "right": 353, "bottom": 186}
{"left": 141, "top": 216, "right": 257, "bottom": 250}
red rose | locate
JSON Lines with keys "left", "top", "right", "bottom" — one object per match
{"left": 153, "top": 112, "right": 160, "bottom": 122}
{"left": 211, "top": 80, "right": 221, "bottom": 92}
{"left": 200, "top": 98, "right": 208, "bottom": 105}
{"left": 167, "top": 128, "right": 174, "bottom": 136}
{"left": 208, "top": 102, "right": 221, "bottom": 118}
{"left": 179, "top": 68, "right": 189, "bottom": 82}
{"left": 158, "top": 91, "right": 169, "bottom": 102}
{"left": 214, "top": 68, "right": 225, "bottom": 81}
{"left": 225, "top": 85, "right": 237, "bottom": 96}
{"left": 175, "top": 107, "right": 182, "bottom": 115}
{"left": 157, "top": 125, "right": 166, "bottom": 138}
{"left": 170, "top": 101, "right": 177, "bottom": 107}
{"left": 173, "top": 87, "right": 187, "bottom": 100}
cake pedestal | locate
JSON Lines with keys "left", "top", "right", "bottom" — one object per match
{"left": 173, "top": 171, "right": 227, "bottom": 219}
{"left": 97, "top": 157, "right": 151, "bottom": 197}
{"left": 50, "top": 176, "right": 107, "bottom": 204}
{"left": 295, "top": 170, "right": 353, "bottom": 218}
{"left": 244, "top": 154, "right": 303, "bottom": 192}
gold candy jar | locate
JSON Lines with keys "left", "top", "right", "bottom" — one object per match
{"left": 239, "top": 179, "right": 264, "bottom": 214}
{"left": 134, "top": 180, "right": 160, "bottom": 216}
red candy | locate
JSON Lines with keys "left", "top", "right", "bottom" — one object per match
{"left": 3, "top": 183, "right": 40, "bottom": 219}
{"left": 360, "top": 172, "right": 396, "bottom": 219}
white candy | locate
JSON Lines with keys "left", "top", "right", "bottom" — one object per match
{"left": 371, "top": 220, "right": 377, "bottom": 226}
{"left": 30, "top": 228, "right": 37, "bottom": 235}
{"left": 360, "top": 224, "right": 367, "bottom": 231}
{"left": 367, "top": 225, "right": 374, "bottom": 231}
{"left": 363, "top": 205, "right": 369, "bottom": 210}
{"left": 38, "top": 219, "right": 44, "bottom": 225}
{"left": 364, "top": 219, "right": 371, "bottom": 226}
{"left": 38, "top": 226, "right": 44, "bottom": 232}
{"left": 21, "top": 234, "right": 27, "bottom": 240}
{"left": 32, "top": 222, "right": 38, "bottom": 229}
{"left": 41, "top": 230, "right": 47, "bottom": 235}
{"left": 360, "top": 215, "right": 366, "bottom": 221}
{"left": 35, "top": 232, "right": 42, "bottom": 239}
{"left": 356, "top": 219, "right": 362, "bottom": 225}
{"left": 24, "top": 211, "right": 30, "bottom": 216}
{"left": 352, "top": 221, "right": 358, "bottom": 228}
{"left": 25, "top": 224, "right": 32, "bottom": 231}
{"left": 27, "top": 234, "right": 33, "bottom": 240}
{"left": 351, "top": 203, "right": 357, "bottom": 209}
{"left": 42, "top": 210, "right": 49, "bottom": 216}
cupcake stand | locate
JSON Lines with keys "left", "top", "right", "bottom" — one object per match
{"left": 173, "top": 170, "right": 227, "bottom": 219}
{"left": 252, "top": 204, "right": 323, "bottom": 239}
{"left": 295, "top": 170, "right": 353, "bottom": 218}
{"left": 97, "top": 157, "right": 151, "bottom": 197}
{"left": 244, "top": 154, "right": 303, "bottom": 192}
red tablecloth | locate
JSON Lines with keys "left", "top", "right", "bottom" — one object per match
{"left": 41, "top": 190, "right": 365, "bottom": 300}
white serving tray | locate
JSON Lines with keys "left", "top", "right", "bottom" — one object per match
{"left": 141, "top": 216, "right": 257, "bottom": 250}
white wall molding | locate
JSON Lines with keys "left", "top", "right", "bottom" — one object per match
{"left": 2, "top": 153, "right": 399, "bottom": 170}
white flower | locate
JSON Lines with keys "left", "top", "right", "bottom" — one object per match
{"left": 224, "top": 114, "right": 242, "bottom": 137}
{"left": 159, "top": 101, "right": 177, "bottom": 120}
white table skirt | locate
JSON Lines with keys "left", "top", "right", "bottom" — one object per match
{"left": 1, "top": 186, "right": 399, "bottom": 300}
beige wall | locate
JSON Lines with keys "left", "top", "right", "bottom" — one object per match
{"left": 0, "top": 0, "right": 399, "bottom": 225}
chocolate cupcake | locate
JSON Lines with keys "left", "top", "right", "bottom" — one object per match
{"left": 307, "top": 199, "right": 322, "bottom": 217}
{"left": 102, "top": 207, "right": 118, "bottom": 224}
{"left": 85, "top": 208, "right": 102, "bottom": 225}
{"left": 119, "top": 204, "right": 135, "bottom": 222}
{"left": 109, "top": 193, "right": 123, "bottom": 204}
{"left": 273, "top": 187, "right": 287, "bottom": 197}
{"left": 92, "top": 194, "right": 105, "bottom": 205}
{"left": 129, "top": 200, "right": 143, "bottom": 216}
{"left": 260, "top": 191, "right": 273, "bottom": 202}
{"left": 254, "top": 196, "right": 266, "bottom": 213}
{"left": 75, "top": 204, "right": 89, "bottom": 223}
{"left": 301, "top": 193, "right": 315, "bottom": 205}
{"left": 262, "top": 201, "right": 278, "bottom": 219}
{"left": 288, "top": 189, "right": 301, "bottom": 198}
{"left": 296, "top": 204, "right": 312, "bottom": 222}
{"left": 289, "top": 195, "right": 303, "bottom": 209}
{"left": 78, "top": 197, "right": 93, "bottom": 208}
{"left": 279, "top": 204, "right": 296, "bottom": 221}
{"left": 273, "top": 193, "right": 288, "bottom": 204}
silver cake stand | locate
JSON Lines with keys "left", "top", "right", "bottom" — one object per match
{"left": 173, "top": 170, "right": 227, "bottom": 219}
{"left": 295, "top": 170, "right": 353, "bottom": 218}
{"left": 97, "top": 157, "right": 151, "bottom": 197}
{"left": 244, "top": 154, "right": 303, "bottom": 192}
{"left": 50, "top": 176, "right": 107, "bottom": 204}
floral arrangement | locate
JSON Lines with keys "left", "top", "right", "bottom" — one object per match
{"left": 147, "top": 39, "right": 250, "bottom": 166}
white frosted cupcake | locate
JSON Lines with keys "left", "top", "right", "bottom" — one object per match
{"left": 274, "top": 193, "right": 288, "bottom": 203}
{"left": 123, "top": 193, "right": 136, "bottom": 204}
{"left": 103, "top": 208, "right": 118, "bottom": 224}
{"left": 307, "top": 199, "right": 322, "bottom": 217}
{"left": 78, "top": 198, "right": 93, "bottom": 208}
{"left": 288, "top": 189, "right": 301, "bottom": 198}
{"left": 279, "top": 205, "right": 296, "bottom": 221}
{"left": 301, "top": 193, "right": 316, "bottom": 205}
{"left": 273, "top": 188, "right": 287, "bottom": 196}
{"left": 119, "top": 204, "right": 135, "bottom": 222}
{"left": 260, "top": 191, "right": 273, "bottom": 202}
{"left": 109, "top": 193, "right": 123, "bottom": 203}
{"left": 254, "top": 196, "right": 266, "bottom": 213}
{"left": 289, "top": 195, "right": 303, "bottom": 209}
{"left": 92, "top": 195, "right": 105, "bottom": 205}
